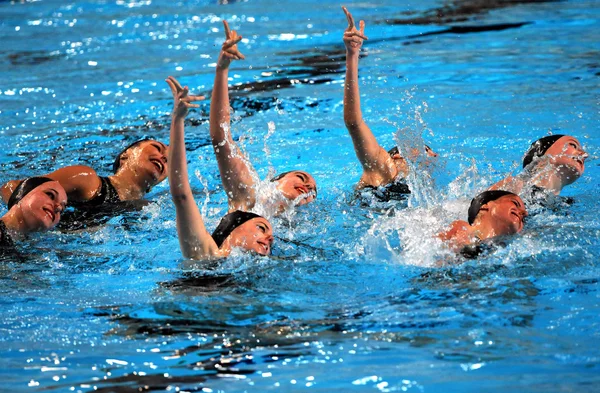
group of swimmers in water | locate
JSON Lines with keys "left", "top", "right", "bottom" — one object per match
{"left": 0, "top": 7, "right": 589, "bottom": 262}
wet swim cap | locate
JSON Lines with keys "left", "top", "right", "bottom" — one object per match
{"left": 112, "top": 138, "right": 152, "bottom": 174}
{"left": 467, "top": 190, "right": 516, "bottom": 225}
{"left": 270, "top": 171, "right": 292, "bottom": 182}
{"left": 7, "top": 177, "right": 54, "bottom": 210}
{"left": 211, "top": 210, "right": 262, "bottom": 248}
{"left": 522, "top": 135, "right": 565, "bottom": 168}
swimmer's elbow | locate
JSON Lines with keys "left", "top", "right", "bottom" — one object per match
{"left": 344, "top": 117, "right": 362, "bottom": 129}
{"left": 171, "top": 192, "right": 190, "bottom": 203}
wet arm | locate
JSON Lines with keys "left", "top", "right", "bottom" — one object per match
{"left": 343, "top": 17, "right": 396, "bottom": 185}
{"left": 169, "top": 114, "right": 220, "bottom": 259}
{"left": 209, "top": 30, "right": 256, "bottom": 211}
{"left": 1, "top": 166, "right": 101, "bottom": 204}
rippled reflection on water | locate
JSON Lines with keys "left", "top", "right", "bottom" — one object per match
{"left": 1, "top": 0, "right": 599, "bottom": 391}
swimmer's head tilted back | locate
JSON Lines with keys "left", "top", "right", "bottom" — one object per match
{"left": 522, "top": 135, "right": 565, "bottom": 168}
{"left": 212, "top": 211, "right": 261, "bottom": 247}
{"left": 111, "top": 138, "right": 169, "bottom": 193}
{"left": 112, "top": 138, "right": 153, "bottom": 174}
{"left": 8, "top": 177, "right": 54, "bottom": 209}
{"left": 5, "top": 176, "right": 67, "bottom": 232}
{"left": 211, "top": 210, "right": 273, "bottom": 256}
{"left": 467, "top": 190, "right": 515, "bottom": 225}
{"left": 439, "top": 190, "right": 527, "bottom": 258}
{"left": 270, "top": 170, "right": 317, "bottom": 205}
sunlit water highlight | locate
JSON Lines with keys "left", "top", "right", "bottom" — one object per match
{"left": 1, "top": 0, "right": 599, "bottom": 392}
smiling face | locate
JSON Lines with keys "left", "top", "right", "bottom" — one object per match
{"left": 544, "top": 136, "right": 588, "bottom": 184}
{"left": 274, "top": 171, "right": 317, "bottom": 206}
{"left": 119, "top": 140, "right": 169, "bottom": 188}
{"left": 479, "top": 194, "right": 528, "bottom": 236}
{"left": 16, "top": 181, "right": 67, "bottom": 232}
{"left": 226, "top": 217, "right": 274, "bottom": 256}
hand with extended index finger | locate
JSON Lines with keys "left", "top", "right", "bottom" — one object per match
{"left": 165, "top": 76, "right": 204, "bottom": 119}
{"left": 217, "top": 20, "right": 245, "bottom": 70}
{"left": 342, "top": 6, "right": 368, "bottom": 53}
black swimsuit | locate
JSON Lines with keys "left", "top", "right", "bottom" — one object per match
{"left": 58, "top": 177, "right": 124, "bottom": 230}
{"left": 71, "top": 176, "right": 121, "bottom": 209}
{"left": 0, "top": 220, "right": 21, "bottom": 261}
{"left": 356, "top": 179, "right": 411, "bottom": 204}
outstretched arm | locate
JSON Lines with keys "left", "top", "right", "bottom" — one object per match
{"left": 342, "top": 7, "right": 398, "bottom": 186}
{"left": 210, "top": 20, "right": 257, "bottom": 211}
{"left": 166, "top": 76, "right": 218, "bottom": 259}
{"left": 1, "top": 166, "right": 102, "bottom": 204}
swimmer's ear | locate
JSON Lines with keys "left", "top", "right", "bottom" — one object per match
{"left": 119, "top": 152, "right": 129, "bottom": 167}
{"left": 390, "top": 153, "right": 402, "bottom": 160}
{"left": 479, "top": 202, "right": 491, "bottom": 214}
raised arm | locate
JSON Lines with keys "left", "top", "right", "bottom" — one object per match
{"left": 209, "top": 21, "right": 257, "bottom": 211}
{"left": 1, "top": 166, "right": 102, "bottom": 204}
{"left": 166, "top": 76, "right": 219, "bottom": 259}
{"left": 342, "top": 7, "right": 398, "bottom": 186}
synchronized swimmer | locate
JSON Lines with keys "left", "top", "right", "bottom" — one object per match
{"left": 0, "top": 7, "right": 589, "bottom": 262}
{"left": 209, "top": 21, "right": 317, "bottom": 215}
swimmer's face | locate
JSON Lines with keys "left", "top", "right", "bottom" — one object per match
{"left": 227, "top": 217, "right": 274, "bottom": 256}
{"left": 16, "top": 181, "right": 67, "bottom": 232}
{"left": 274, "top": 171, "right": 317, "bottom": 206}
{"left": 544, "top": 136, "right": 588, "bottom": 184}
{"left": 391, "top": 145, "right": 438, "bottom": 173}
{"left": 481, "top": 194, "right": 528, "bottom": 236}
{"left": 121, "top": 140, "right": 169, "bottom": 188}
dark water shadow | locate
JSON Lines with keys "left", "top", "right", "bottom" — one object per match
{"left": 384, "top": 0, "right": 562, "bottom": 25}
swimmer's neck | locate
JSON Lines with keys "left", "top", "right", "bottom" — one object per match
{"left": 108, "top": 171, "right": 150, "bottom": 201}
{"left": 470, "top": 219, "right": 499, "bottom": 242}
{"left": 1, "top": 210, "right": 33, "bottom": 239}
{"left": 525, "top": 164, "right": 565, "bottom": 195}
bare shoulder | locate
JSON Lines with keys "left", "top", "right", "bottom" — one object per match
{"left": 439, "top": 220, "right": 470, "bottom": 241}
{"left": 489, "top": 176, "right": 523, "bottom": 193}
{"left": 47, "top": 165, "right": 102, "bottom": 199}
{"left": 51, "top": 165, "right": 98, "bottom": 178}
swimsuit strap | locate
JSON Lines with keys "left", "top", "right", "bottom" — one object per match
{"left": 69, "top": 176, "right": 122, "bottom": 209}
{"left": 99, "top": 177, "right": 121, "bottom": 205}
{"left": 360, "top": 178, "right": 411, "bottom": 203}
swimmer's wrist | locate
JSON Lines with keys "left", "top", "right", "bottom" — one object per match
{"left": 172, "top": 111, "right": 187, "bottom": 121}
{"left": 346, "top": 47, "right": 360, "bottom": 56}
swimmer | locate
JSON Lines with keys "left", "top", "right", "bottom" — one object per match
{"left": 1, "top": 139, "right": 169, "bottom": 212}
{"left": 342, "top": 7, "right": 437, "bottom": 200}
{"left": 490, "top": 135, "right": 588, "bottom": 198}
{"left": 166, "top": 76, "right": 274, "bottom": 259}
{"left": 1, "top": 177, "right": 67, "bottom": 259}
{"left": 209, "top": 21, "right": 317, "bottom": 213}
{"left": 439, "top": 190, "right": 527, "bottom": 256}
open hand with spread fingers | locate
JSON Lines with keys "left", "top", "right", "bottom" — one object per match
{"left": 342, "top": 6, "right": 368, "bottom": 53}
{"left": 165, "top": 76, "right": 205, "bottom": 119}
{"left": 217, "top": 20, "right": 245, "bottom": 70}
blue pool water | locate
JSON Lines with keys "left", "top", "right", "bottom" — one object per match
{"left": 1, "top": 0, "right": 599, "bottom": 391}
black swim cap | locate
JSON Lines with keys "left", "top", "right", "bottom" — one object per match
{"left": 112, "top": 138, "right": 152, "bottom": 174}
{"left": 467, "top": 190, "right": 516, "bottom": 225}
{"left": 7, "top": 177, "right": 54, "bottom": 210}
{"left": 522, "top": 135, "right": 565, "bottom": 169}
{"left": 211, "top": 210, "right": 262, "bottom": 248}
{"left": 270, "top": 171, "right": 292, "bottom": 182}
